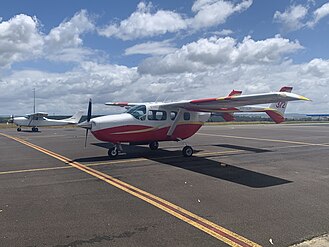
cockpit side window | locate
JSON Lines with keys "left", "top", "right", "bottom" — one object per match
{"left": 126, "top": 105, "right": 146, "bottom": 120}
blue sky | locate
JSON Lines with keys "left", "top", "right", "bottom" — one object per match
{"left": 1, "top": 0, "right": 329, "bottom": 115}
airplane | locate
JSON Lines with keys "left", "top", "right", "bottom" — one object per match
{"left": 8, "top": 111, "right": 84, "bottom": 132}
{"left": 214, "top": 86, "right": 294, "bottom": 123}
{"left": 78, "top": 87, "right": 309, "bottom": 158}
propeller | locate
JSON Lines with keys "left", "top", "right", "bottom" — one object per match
{"left": 7, "top": 115, "right": 14, "bottom": 125}
{"left": 78, "top": 99, "right": 92, "bottom": 147}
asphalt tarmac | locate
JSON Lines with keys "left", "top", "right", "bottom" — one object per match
{"left": 0, "top": 123, "right": 329, "bottom": 247}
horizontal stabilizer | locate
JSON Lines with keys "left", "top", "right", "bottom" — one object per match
{"left": 265, "top": 110, "right": 285, "bottom": 124}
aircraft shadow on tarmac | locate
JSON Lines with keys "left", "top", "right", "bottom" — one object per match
{"left": 74, "top": 143, "right": 291, "bottom": 189}
{"left": 213, "top": 144, "right": 272, "bottom": 153}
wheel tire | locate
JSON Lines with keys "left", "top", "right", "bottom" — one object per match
{"left": 182, "top": 146, "right": 193, "bottom": 157}
{"left": 108, "top": 147, "right": 119, "bottom": 158}
{"left": 32, "top": 127, "right": 36, "bottom": 132}
{"left": 35, "top": 127, "right": 39, "bottom": 132}
{"left": 149, "top": 141, "right": 159, "bottom": 150}
{"left": 17, "top": 128, "right": 21, "bottom": 132}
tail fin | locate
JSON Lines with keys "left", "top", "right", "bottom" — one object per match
{"left": 266, "top": 86, "right": 293, "bottom": 123}
{"left": 228, "top": 90, "right": 242, "bottom": 97}
{"left": 63, "top": 110, "right": 84, "bottom": 124}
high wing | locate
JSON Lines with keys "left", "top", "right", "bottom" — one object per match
{"left": 26, "top": 112, "right": 48, "bottom": 118}
{"left": 105, "top": 90, "right": 243, "bottom": 108}
{"left": 105, "top": 102, "right": 140, "bottom": 107}
{"left": 160, "top": 91, "right": 309, "bottom": 112}
{"left": 105, "top": 90, "right": 309, "bottom": 113}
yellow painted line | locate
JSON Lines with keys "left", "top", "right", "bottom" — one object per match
{"left": 0, "top": 132, "right": 260, "bottom": 247}
{"left": 197, "top": 133, "right": 329, "bottom": 147}
{"left": 0, "top": 166, "right": 72, "bottom": 175}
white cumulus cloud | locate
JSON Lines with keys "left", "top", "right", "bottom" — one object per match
{"left": 190, "top": 0, "right": 253, "bottom": 29}
{"left": 125, "top": 40, "right": 177, "bottom": 56}
{"left": 138, "top": 35, "right": 303, "bottom": 75}
{"left": 273, "top": 5, "right": 308, "bottom": 31}
{"left": 98, "top": 1, "right": 252, "bottom": 40}
{"left": 307, "top": 2, "right": 329, "bottom": 27}
{"left": 98, "top": 2, "right": 187, "bottom": 40}
{"left": 45, "top": 10, "right": 95, "bottom": 62}
{"left": 274, "top": 2, "right": 329, "bottom": 31}
{"left": 0, "top": 10, "right": 95, "bottom": 69}
{"left": 0, "top": 14, "right": 44, "bottom": 69}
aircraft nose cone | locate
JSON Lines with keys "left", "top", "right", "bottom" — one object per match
{"left": 78, "top": 120, "right": 92, "bottom": 129}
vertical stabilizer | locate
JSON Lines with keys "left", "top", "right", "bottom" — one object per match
{"left": 266, "top": 86, "right": 293, "bottom": 123}
{"left": 63, "top": 110, "right": 84, "bottom": 124}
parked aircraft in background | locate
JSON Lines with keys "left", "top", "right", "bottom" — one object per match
{"left": 8, "top": 111, "right": 83, "bottom": 132}
{"left": 79, "top": 87, "right": 309, "bottom": 158}
{"left": 306, "top": 114, "right": 329, "bottom": 120}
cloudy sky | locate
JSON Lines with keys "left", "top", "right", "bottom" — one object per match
{"left": 1, "top": 0, "right": 329, "bottom": 115}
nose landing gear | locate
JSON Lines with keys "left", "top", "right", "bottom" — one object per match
{"left": 108, "top": 143, "right": 123, "bottom": 158}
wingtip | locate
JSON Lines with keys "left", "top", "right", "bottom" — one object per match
{"left": 299, "top": 95, "right": 311, "bottom": 101}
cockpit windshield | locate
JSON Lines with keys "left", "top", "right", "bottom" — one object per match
{"left": 126, "top": 105, "right": 146, "bottom": 120}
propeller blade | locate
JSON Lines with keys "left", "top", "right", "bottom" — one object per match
{"left": 84, "top": 129, "right": 89, "bottom": 147}
{"left": 83, "top": 99, "right": 92, "bottom": 148}
{"left": 87, "top": 99, "right": 92, "bottom": 122}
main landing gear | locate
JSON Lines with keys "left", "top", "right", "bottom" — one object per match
{"left": 17, "top": 127, "right": 39, "bottom": 132}
{"left": 182, "top": 145, "right": 193, "bottom": 157}
{"left": 149, "top": 141, "right": 159, "bottom": 150}
{"left": 106, "top": 141, "right": 194, "bottom": 158}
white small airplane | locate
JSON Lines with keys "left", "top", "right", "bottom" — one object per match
{"left": 79, "top": 87, "right": 309, "bottom": 158}
{"left": 8, "top": 111, "right": 83, "bottom": 132}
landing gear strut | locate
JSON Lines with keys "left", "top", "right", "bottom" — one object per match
{"left": 107, "top": 143, "right": 123, "bottom": 158}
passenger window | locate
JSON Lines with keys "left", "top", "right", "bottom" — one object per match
{"left": 183, "top": 112, "right": 190, "bottom": 120}
{"left": 170, "top": 111, "right": 177, "bottom": 120}
{"left": 148, "top": 110, "right": 167, "bottom": 121}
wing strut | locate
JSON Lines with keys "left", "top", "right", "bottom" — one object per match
{"left": 167, "top": 108, "right": 183, "bottom": 137}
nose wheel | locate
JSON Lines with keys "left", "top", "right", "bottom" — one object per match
{"left": 108, "top": 147, "right": 119, "bottom": 158}
{"left": 107, "top": 143, "right": 122, "bottom": 158}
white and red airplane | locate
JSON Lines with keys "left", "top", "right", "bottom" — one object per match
{"left": 79, "top": 87, "right": 309, "bottom": 158}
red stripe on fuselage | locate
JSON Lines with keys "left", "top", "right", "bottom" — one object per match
{"left": 92, "top": 124, "right": 203, "bottom": 143}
